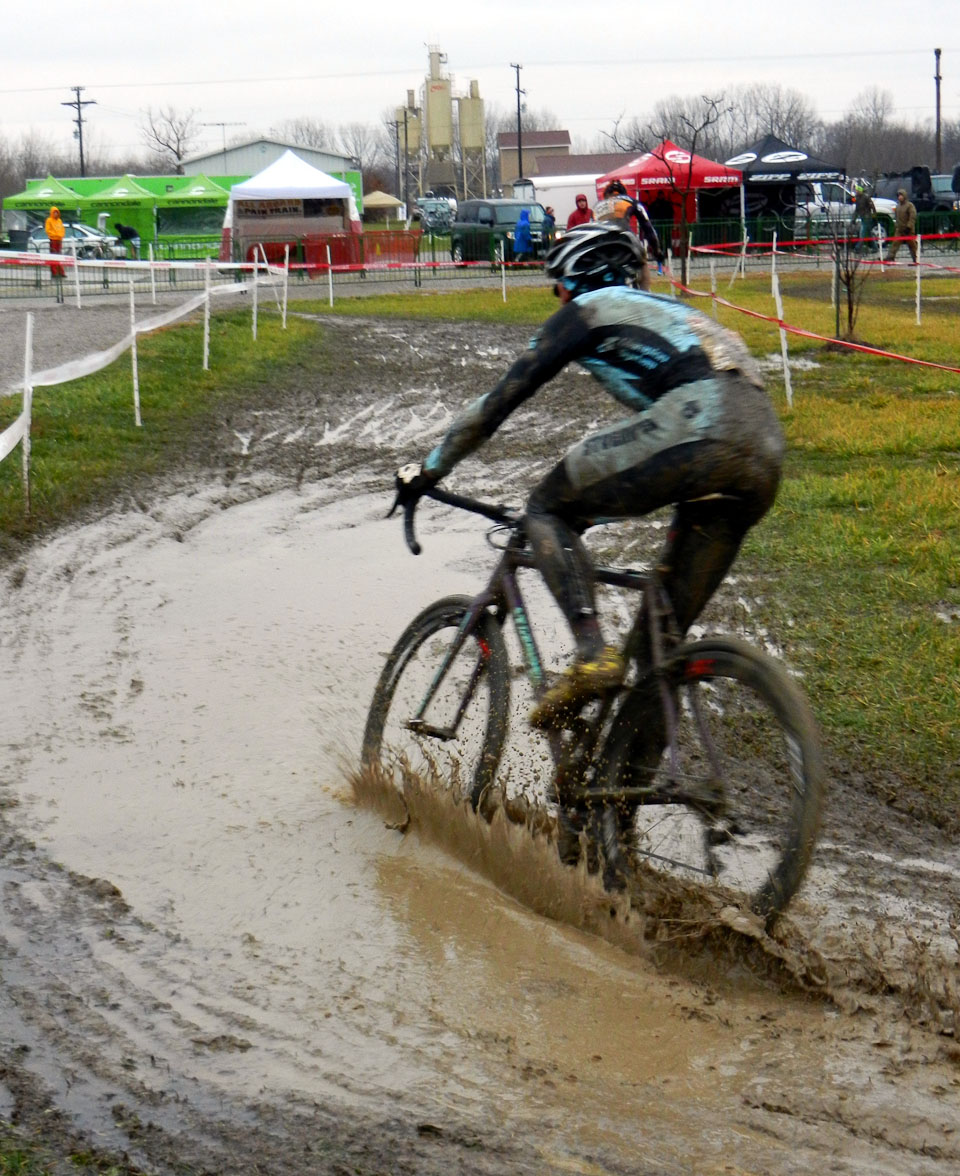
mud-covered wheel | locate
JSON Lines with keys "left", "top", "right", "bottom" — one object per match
{"left": 362, "top": 595, "right": 510, "bottom": 809}
{"left": 598, "top": 637, "right": 824, "bottom": 927}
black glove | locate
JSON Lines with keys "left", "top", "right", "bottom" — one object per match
{"left": 390, "top": 462, "right": 436, "bottom": 513}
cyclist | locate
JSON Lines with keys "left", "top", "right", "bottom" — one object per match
{"left": 593, "top": 179, "right": 664, "bottom": 290}
{"left": 396, "top": 224, "right": 784, "bottom": 729}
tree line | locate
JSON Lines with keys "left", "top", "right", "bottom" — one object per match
{"left": 1, "top": 83, "right": 957, "bottom": 204}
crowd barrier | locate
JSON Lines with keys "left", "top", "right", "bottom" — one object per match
{"left": 0, "top": 254, "right": 287, "bottom": 512}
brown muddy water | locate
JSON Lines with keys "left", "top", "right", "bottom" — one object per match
{"left": 0, "top": 310, "right": 958, "bottom": 1173}
{"left": 1, "top": 483, "right": 958, "bottom": 1174}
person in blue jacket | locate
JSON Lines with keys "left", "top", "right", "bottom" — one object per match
{"left": 513, "top": 208, "right": 533, "bottom": 263}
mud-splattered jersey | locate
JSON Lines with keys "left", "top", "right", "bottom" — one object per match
{"left": 423, "top": 286, "right": 763, "bottom": 479}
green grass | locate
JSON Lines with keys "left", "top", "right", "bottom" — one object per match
{"left": 0, "top": 310, "right": 320, "bottom": 552}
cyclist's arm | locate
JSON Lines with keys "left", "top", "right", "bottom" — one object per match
{"left": 423, "top": 304, "right": 590, "bottom": 479}
{"left": 632, "top": 199, "right": 662, "bottom": 257}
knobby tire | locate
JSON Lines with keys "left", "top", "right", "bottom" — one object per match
{"left": 362, "top": 595, "right": 510, "bottom": 809}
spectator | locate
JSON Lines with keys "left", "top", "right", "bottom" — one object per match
{"left": 887, "top": 189, "right": 918, "bottom": 263}
{"left": 513, "top": 208, "right": 533, "bottom": 263}
{"left": 566, "top": 194, "right": 594, "bottom": 229}
{"left": 44, "top": 206, "right": 66, "bottom": 298}
{"left": 114, "top": 221, "right": 140, "bottom": 260}
{"left": 542, "top": 206, "right": 556, "bottom": 251}
{"left": 852, "top": 185, "right": 876, "bottom": 252}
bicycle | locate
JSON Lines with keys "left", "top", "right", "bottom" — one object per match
{"left": 361, "top": 485, "right": 825, "bottom": 928}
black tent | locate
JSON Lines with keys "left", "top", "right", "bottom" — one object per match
{"left": 698, "top": 134, "right": 846, "bottom": 231}
{"left": 724, "top": 134, "right": 844, "bottom": 184}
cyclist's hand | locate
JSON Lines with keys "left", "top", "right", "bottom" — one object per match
{"left": 389, "top": 466, "right": 439, "bottom": 555}
{"left": 391, "top": 462, "right": 435, "bottom": 511}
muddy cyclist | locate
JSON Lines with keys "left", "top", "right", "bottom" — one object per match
{"left": 395, "top": 223, "right": 785, "bottom": 730}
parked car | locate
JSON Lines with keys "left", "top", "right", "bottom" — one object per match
{"left": 872, "top": 167, "right": 960, "bottom": 235}
{"left": 788, "top": 181, "right": 897, "bottom": 238}
{"left": 412, "top": 197, "right": 453, "bottom": 232}
{"left": 449, "top": 199, "right": 547, "bottom": 264}
{"left": 27, "top": 222, "right": 122, "bottom": 259}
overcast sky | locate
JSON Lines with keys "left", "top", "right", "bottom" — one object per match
{"left": 3, "top": 2, "right": 958, "bottom": 164}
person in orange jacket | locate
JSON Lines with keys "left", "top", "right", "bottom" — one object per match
{"left": 44, "top": 206, "right": 66, "bottom": 295}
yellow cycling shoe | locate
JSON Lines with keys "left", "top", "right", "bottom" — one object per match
{"left": 529, "top": 646, "right": 625, "bottom": 730}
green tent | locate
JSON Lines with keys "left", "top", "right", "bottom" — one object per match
{"left": 154, "top": 175, "right": 230, "bottom": 235}
{"left": 3, "top": 175, "right": 84, "bottom": 229}
{"left": 83, "top": 174, "right": 156, "bottom": 245}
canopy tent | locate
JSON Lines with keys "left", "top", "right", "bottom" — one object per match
{"left": 225, "top": 150, "right": 360, "bottom": 227}
{"left": 84, "top": 174, "right": 155, "bottom": 243}
{"left": 724, "top": 134, "right": 844, "bottom": 183}
{"left": 3, "top": 175, "right": 85, "bottom": 232}
{"left": 595, "top": 141, "right": 742, "bottom": 231}
{"left": 720, "top": 134, "right": 846, "bottom": 231}
{"left": 361, "top": 190, "right": 405, "bottom": 222}
{"left": 221, "top": 149, "right": 362, "bottom": 263}
{"left": 596, "top": 141, "right": 743, "bottom": 195}
{"left": 154, "top": 175, "right": 230, "bottom": 236}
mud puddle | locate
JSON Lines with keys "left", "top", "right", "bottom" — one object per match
{"left": 0, "top": 480, "right": 957, "bottom": 1173}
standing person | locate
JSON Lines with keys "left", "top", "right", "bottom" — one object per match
{"left": 44, "top": 206, "right": 66, "bottom": 301}
{"left": 888, "top": 188, "right": 918, "bottom": 263}
{"left": 566, "top": 193, "right": 594, "bottom": 229}
{"left": 394, "top": 224, "right": 784, "bottom": 728}
{"left": 542, "top": 206, "right": 556, "bottom": 252}
{"left": 114, "top": 221, "right": 140, "bottom": 260}
{"left": 593, "top": 180, "right": 663, "bottom": 291}
{"left": 513, "top": 208, "right": 533, "bottom": 263}
{"left": 852, "top": 185, "right": 876, "bottom": 252}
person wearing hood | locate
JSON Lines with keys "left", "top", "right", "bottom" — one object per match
{"left": 566, "top": 193, "right": 594, "bottom": 229}
{"left": 888, "top": 188, "right": 918, "bottom": 263}
{"left": 44, "top": 206, "right": 66, "bottom": 296}
{"left": 513, "top": 208, "right": 533, "bottom": 262}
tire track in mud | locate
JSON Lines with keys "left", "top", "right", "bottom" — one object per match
{"left": 0, "top": 310, "right": 957, "bottom": 1173}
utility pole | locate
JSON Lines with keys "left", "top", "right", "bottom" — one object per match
{"left": 510, "top": 63, "right": 525, "bottom": 184}
{"left": 389, "top": 120, "right": 401, "bottom": 199}
{"left": 62, "top": 86, "right": 96, "bottom": 176}
{"left": 402, "top": 108, "right": 410, "bottom": 209}
{"left": 934, "top": 48, "right": 942, "bottom": 173}
{"left": 201, "top": 122, "right": 245, "bottom": 174}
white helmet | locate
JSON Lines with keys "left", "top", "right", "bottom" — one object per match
{"left": 545, "top": 223, "right": 644, "bottom": 293}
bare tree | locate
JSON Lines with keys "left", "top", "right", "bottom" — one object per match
{"left": 140, "top": 106, "right": 201, "bottom": 174}
{"left": 274, "top": 117, "right": 333, "bottom": 149}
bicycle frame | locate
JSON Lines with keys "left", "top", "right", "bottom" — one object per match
{"left": 403, "top": 485, "right": 683, "bottom": 810}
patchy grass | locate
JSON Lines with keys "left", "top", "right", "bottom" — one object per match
{"left": 0, "top": 310, "right": 320, "bottom": 552}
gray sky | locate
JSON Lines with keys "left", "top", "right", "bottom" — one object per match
{"left": 3, "top": 2, "right": 957, "bottom": 163}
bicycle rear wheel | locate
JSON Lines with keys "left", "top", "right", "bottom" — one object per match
{"left": 599, "top": 637, "right": 824, "bottom": 926}
{"left": 362, "top": 595, "right": 510, "bottom": 808}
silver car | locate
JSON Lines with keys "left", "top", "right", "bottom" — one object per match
{"left": 27, "top": 222, "right": 122, "bottom": 259}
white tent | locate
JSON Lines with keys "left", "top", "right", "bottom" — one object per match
{"left": 223, "top": 149, "right": 361, "bottom": 234}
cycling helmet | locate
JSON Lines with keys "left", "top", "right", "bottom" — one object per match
{"left": 603, "top": 179, "right": 628, "bottom": 197}
{"left": 545, "top": 223, "right": 644, "bottom": 294}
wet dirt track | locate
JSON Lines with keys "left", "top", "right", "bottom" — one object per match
{"left": 0, "top": 309, "right": 958, "bottom": 1174}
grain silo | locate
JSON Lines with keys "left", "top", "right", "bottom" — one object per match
{"left": 424, "top": 46, "right": 455, "bottom": 192}
{"left": 457, "top": 80, "right": 486, "bottom": 198}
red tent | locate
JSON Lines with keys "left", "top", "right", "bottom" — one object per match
{"left": 595, "top": 140, "right": 742, "bottom": 195}
{"left": 595, "top": 140, "right": 742, "bottom": 232}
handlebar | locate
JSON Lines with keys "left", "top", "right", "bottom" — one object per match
{"left": 391, "top": 484, "right": 519, "bottom": 555}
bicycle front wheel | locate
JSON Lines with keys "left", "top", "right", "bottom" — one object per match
{"left": 362, "top": 595, "right": 510, "bottom": 809}
{"left": 600, "top": 637, "right": 824, "bottom": 925}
